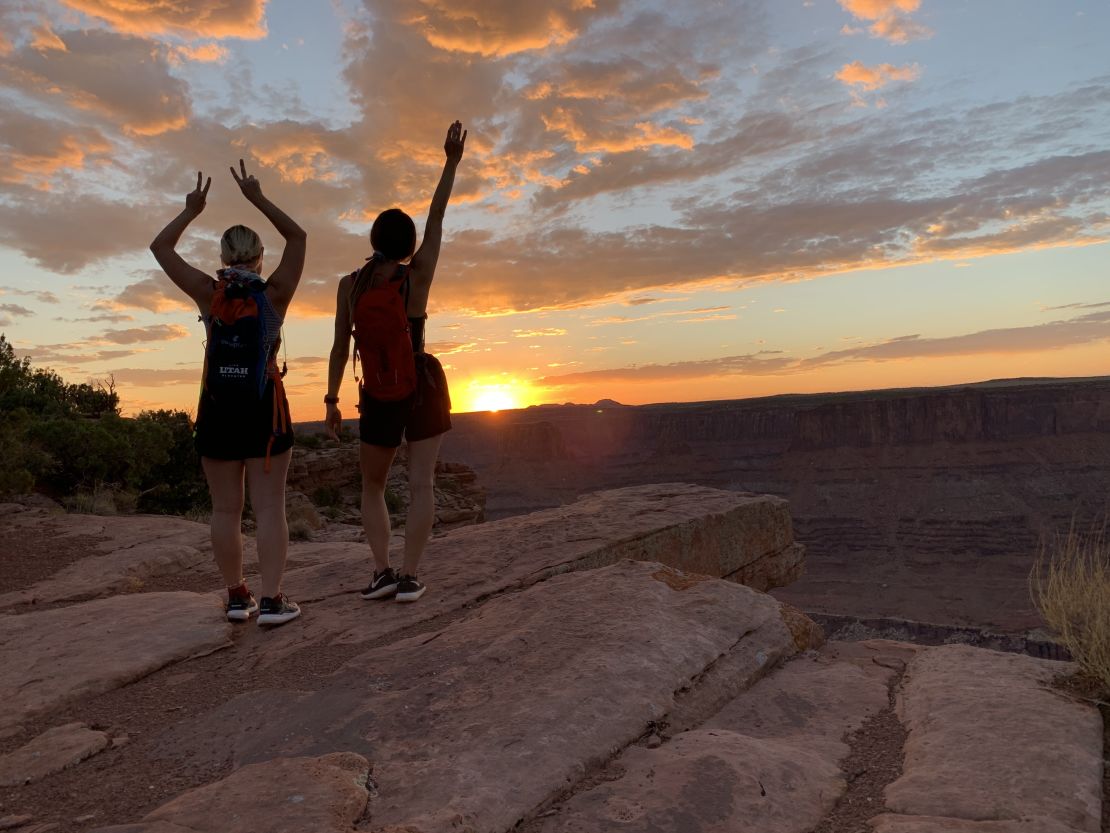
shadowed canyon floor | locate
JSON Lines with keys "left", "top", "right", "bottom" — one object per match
{"left": 0, "top": 484, "right": 1101, "bottom": 832}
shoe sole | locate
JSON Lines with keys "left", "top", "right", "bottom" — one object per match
{"left": 226, "top": 605, "right": 258, "bottom": 622}
{"left": 258, "top": 609, "right": 302, "bottom": 627}
{"left": 361, "top": 585, "right": 399, "bottom": 600}
{"left": 395, "top": 587, "right": 426, "bottom": 603}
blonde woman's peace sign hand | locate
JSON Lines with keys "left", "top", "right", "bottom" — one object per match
{"left": 229, "top": 158, "right": 264, "bottom": 204}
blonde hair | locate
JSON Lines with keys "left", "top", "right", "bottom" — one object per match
{"left": 220, "top": 225, "right": 262, "bottom": 267}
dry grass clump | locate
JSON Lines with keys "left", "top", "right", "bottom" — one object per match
{"left": 1031, "top": 525, "right": 1110, "bottom": 693}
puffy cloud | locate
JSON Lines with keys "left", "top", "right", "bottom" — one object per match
{"left": 0, "top": 111, "right": 112, "bottom": 187}
{"left": 170, "top": 43, "right": 229, "bottom": 64}
{"left": 405, "top": 0, "right": 620, "bottom": 56}
{"left": 58, "top": 0, "right": 269, "bottom": 40}
{"left": 97, "top": 324, "right": 191, "bottom": 344}
{"left": 838, "top": 0, "right": 931, "bottom": 43}
{"left": 94, "top": 276, "right": 194, "bottom": 314}
{"left": 836, "top": 60, "right": 921, "bottom": 91}
{"left": 0, "top": 194, "right": 165, "bottom": 273}
{"left": 2, "top": 29, "right": 191, "bottom": 135}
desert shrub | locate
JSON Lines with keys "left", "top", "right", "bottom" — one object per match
{"left": 311, "top": 485, "right": 342, "bottom": 507}
{"left": 1030, "top": 525, "right": 1110, "bottom": 691}
{"left": 384, "top": 486, "right": 404, "bottom": 514}
{"left": 289, "top": 519, "right": 314, "bottom": 541}
{"left": 298, "top": 432, "right": 324, "bottom": 449}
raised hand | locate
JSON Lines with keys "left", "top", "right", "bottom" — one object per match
{"left": 185, "top": 172, "right": 211, "bottom": 215}
{"left": 444, "top": 120, "right": 467, "bottom": 163}
{"left": 229, "top": 158, "right": 263, "bottom": 204}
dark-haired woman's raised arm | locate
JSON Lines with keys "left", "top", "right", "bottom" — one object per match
{"left": 408, "top": 121, "right": 466, "bottom": 298}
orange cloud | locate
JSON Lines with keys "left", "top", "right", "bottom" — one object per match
{"left": 59, "top": 0, "right": 268, "bottom": 40}
{"left": 838, "top": 0, "right": 931, "bottom": 43}
{"left": 171, "top": 42, "right": 228, "bottom": 63}
{"left": 7, "top": 29, "right": 191, "bottom": 136}
{"left": 836, "top": 60, "right": 921, "bottom": 91}
{"left": 0, "top": 113, "right": 112, "bottom": 188}
{"left": 542, "top": 107, "right": 694, "bottom": 153}
{"left": 409, "top": 0, "right": 618, "bottom": 57}
{"left": 30, "top": 24, "right": 66, "bottom": 52}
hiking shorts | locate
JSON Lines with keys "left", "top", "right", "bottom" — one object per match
{"left": 358, "top": 353, "right": 451, "bottom": 448}
{"left": 194, "top": 379, "right": 295, "bottom": 461}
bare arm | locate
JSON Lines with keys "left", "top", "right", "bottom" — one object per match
{"left": 230, "top": 159, "right": 307, "bottom": 313}
{"left": 324, "top": 274, "right": 354, "bottom": 440}
{"left": 409, "top": 121, "right": 466, "bottom": 291}
{"left": 149, "top": 172, "right": 215, "bottom": 313}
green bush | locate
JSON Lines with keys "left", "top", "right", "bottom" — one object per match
{"left": 311, "top": 485, "right": 343, "bottom": 507}
{"left": 0, "top": 334, "right": 207, "bottom": 514}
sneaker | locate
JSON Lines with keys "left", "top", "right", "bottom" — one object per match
{"left": 226, "top": 584, "right": 258, "bottom": 622}
{"left": 361, "top": 567, "right": 400, "bottom": 600}
{"left": 257, "top": 594, "right": 301, "bottom": 627}
{"left": 395, "top": 574, "right": 426, "bottom": 603}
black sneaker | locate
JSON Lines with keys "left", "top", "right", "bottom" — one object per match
{"left": 226, "top": 585, "right": 258, "bottom": 622}
{"left": 257, "top": 594, "right": 301, "bottom": 627}
{"left": 395, "top": 574, "right": 426, "bottom": 603}
{"left": 361, "top": 567, "right": 400, "bottom": 600}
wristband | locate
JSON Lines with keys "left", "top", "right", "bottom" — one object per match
{"left": 324, "top": 395, "right": 339, "bottom": 405}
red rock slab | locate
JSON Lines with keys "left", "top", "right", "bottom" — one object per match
{"left": 90, "top": 752, "right": 370, "bottom": 833}
{"left": 156, "top": 561, "right": 804, "bottom": 833}
{"left": 871, "top": 814, "right": 1085, "bottom": 833}
{"left": 239, "top": 483, "right": 805, "bottom": 666}
{"left": 0, "top": 722, "right": 109, "bottom": 786}
{"left": 0, "top": 592, "right": 232, "bottom": 733}
{"left": 884, "top": 644, "right": 1101, "bottom": 832}
{"left": 537, "top": 729, "right": 842, "bottom": 833}
{"left": 703, "top": 639, "right": 894, "bottom": 764}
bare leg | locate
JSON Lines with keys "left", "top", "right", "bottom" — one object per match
{"left": 245, "top": 449, "right": 291, "bottom": 599}
{"left": 402, "top": 433, "right": 444, "bottom": 576}
{"left": 201, "top": 457, "right": 246, "bottom": 589}
{"left": 360, "top": 442, "right": 398, "bottom": 572}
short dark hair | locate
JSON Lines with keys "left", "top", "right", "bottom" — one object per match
{"left": 370, "top": 208, "right": 417, "bottom": 261}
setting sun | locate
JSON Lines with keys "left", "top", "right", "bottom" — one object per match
{"left": 459, "top": 378, "right": 538, "bottom": 413}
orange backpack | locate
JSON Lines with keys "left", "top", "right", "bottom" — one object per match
{"left": 351, "top": 262, "right": 417, "bottom": 401}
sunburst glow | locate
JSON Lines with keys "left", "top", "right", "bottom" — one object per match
{"left": 459, "top": 378, "right": 537, "bottom": 413}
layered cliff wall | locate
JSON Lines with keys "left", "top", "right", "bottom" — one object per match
{"left": 440, "top": 377, "right": 1110, "bottom": 632}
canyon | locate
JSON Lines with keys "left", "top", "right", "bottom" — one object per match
{"left": 440, "top": 376, "right": 1110, "bottom": 634}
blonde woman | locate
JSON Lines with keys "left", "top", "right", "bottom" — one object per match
{"left": 325, "top": 120, "right": 466, "bottom": 603}
{"left": 150, "top": 161, "right": 306, "bottom": 626}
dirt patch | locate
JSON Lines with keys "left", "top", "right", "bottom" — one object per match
{"left": 809, "top": 666, "right": 908, "bottom": 833}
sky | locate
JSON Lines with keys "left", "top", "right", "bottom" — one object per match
{"left": 0, "top": 0, "right": 1108, "bottom": 416}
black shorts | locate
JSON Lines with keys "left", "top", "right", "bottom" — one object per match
{"left": 194, "top": 380, "right": 295, "bottom": 460}
{"left": 358, "top": 353, "right": 452, "bottom": 448}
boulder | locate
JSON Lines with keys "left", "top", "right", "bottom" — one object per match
{"left": 0, "top": 592, "right": 231, "bottom": 732}
{"left": 237, "top": 483, "right": 807, "bottom": 665}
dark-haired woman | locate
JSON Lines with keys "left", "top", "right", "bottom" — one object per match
{"left": 150, "top": 160, "right": 305, "bottom": 626}
{"left": 325, "top": 120, "right": 466, "bottom": 603}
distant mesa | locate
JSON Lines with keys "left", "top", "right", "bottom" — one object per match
{"left": 593, "top": 398, "right": 626, "bottom": 408}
